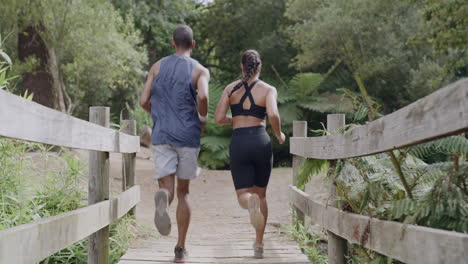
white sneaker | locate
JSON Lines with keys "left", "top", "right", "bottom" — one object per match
{"left": 253, "top": 242, "right": 264, "bottom": 259}
{"left": 154, "top": 189, "right": 171, "bottom": 236}
{"left": 248, "top": 193, "right": 264, "bottom": 230}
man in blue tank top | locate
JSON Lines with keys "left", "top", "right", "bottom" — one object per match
{"left": 139, "top": 25, "right": 210, "bottom": 263}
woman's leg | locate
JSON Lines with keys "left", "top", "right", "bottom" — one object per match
{"left": 235, "top": 188, "right": 252, "bottom": 209}
{"left": 251, "top": 185, "right": 268, "bottom": 246}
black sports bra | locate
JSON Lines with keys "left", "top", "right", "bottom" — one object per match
{"left": 229, "top": 80, "right": 267, "bottom": 119}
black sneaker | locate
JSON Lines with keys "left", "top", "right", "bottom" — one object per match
{"left": 174, "top": 247, "right": 188, "bottom": 263}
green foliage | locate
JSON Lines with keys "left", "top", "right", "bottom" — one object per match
{"left": 112, "top": 0, "right": 201, "bottom": 64}
{"left": 0, "top": 34, "right": 17, "bottom": 91}
{"left": 285, "top": 0, "right": 465, "bottom": 112}
{"left": 408, "top": 136, "right": 468, "bottom": 160}
{"left": 127, "top": 102, "right": 153, "bottom": 134}
{"left": 336, "top": 88, "right": 381, "bottom": 123}
{"left": 421, "top": 0, "right": 467, "bottom": 55}
{"left": 0, "top": 138, "right": 136, "bottom": 263}
{"left": 296, "top": 159, "right": 328, "bottom": 189}
{"left": 32, "top": 150, "right": 85, "bottom": 218}
{"left": 195, "top": 0, "right": 298, "bottom": 83}
{"left": 199, "top": 82, "right": 232, "bottom": 169}
{"left": 298, "top": 126, "right": 467, "bottom": 262}
{"left": 278, "top": 72, "right": 352, "bottom": 129}
{"left": 0, "top": 139, "right": 38, "bottom": 229}
{"left": 0, "top": 0, "right": 147, "bottom": 116}
{"left": 41, "top": 216, "right": 136, "bottom": 264}
{"left": 288, "top": 215, "right": 327, "bottom": 264}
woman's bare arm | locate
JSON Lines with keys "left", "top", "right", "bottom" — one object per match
{"left": 266, "top": 87, "right": 285, "bottom": 144}
{"left": 214, "top": 86, "right": 233, "bottom": 125}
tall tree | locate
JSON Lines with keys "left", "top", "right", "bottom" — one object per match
{"left": 195, "top": 0, "right": 298, "bottom": 83}
{"left": 0, "top": 0, "right": 147, "bottom": 116}
{"left": 112, "top": 0, "right": 202, "bottom": 65}
{"left": 285, "top": 0, "right": 460, "bottom": 113}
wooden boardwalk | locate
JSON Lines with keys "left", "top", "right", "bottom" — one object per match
{"left": 118, "top": 228, "right": 309, "bottom": 264}
{"left": 115, "top": 153, "right": 309, "bottom": 264}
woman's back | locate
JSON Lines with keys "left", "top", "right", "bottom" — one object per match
{"left": 227, "top": 79, "right": 271, "bottom": 129}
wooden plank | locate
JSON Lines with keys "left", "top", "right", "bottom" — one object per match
{"left": 126, "top": 248, "right": 303, "bottom": 253}
{"left": 121, "top": 120, "right": 137, "bottom": 216}
{"left": 119, "top": 260, "right": 310, "bottom": 264}
{"left": 0, "top": 89, "right": 140, "bottom": 153}
{"left": 290, "top": 78, "right": 468, "bottom": 159}
{"left": 88, "top": 106, "right": 111, "bottom": 264}
{"left": 119, "top": 256, "right": 310, "bottom": 264}
{"left": 289, "top": 185, "right": 468, "bottom": 264}
{"left": 292, "top": 121, "right": 307, "bottom": 226}
{"left": 326, "top": 114, "right": 347, "bottom": 264}
{"left": 122, "top": 251, "right": 309, "bottom": 259}
{"left": 0, "top": 185, "right": 140, "bottom": 264}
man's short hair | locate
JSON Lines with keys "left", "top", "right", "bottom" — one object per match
{"left": 173, "top": 25, "right": 193, "bottom": 49}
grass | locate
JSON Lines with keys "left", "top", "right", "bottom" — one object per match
{"left": 287, "top": 213, "right": 327, "bottom": 264}
{"left": 0, "top": 137, "right": 136, "bottom": 263}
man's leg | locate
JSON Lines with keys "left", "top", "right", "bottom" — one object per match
{"left": 175, "top": 178, "right": 191, "bottom": 248}
{"left": 158, "top": 174, "right": 176, "bottom": 204}
{"left": 154, "top": 174, "right": 175, "bottom": 236}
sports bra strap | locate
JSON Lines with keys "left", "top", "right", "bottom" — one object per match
{"left": 228, "top": 80, "right": 259, "bottom": 97}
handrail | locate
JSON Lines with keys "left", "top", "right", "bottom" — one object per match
{"left": 0, "top": 90, "right": 140, "bottom": 153}
{"left": 289, "top": 79, "right": 468, "bottom": 264}
{"left": 0, "top": 186, "right": 140, "bottom": 264}
{"left": 289, "top": 186, "right": 468, "bottom": 264}
{"left": 290, "top": 78, "right": 468, "bottom": 159}
{"left": 0, "top": 92, "right": 141, "bottom": 264}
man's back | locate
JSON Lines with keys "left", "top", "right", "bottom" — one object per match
{"left": 139, "top": 25, "right": 209, "bottom": 264}
{"left": 150, "top": 54, "right": 201, "bottom": 148}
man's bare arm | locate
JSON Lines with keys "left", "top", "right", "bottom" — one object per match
{"left": 197, "top": 66, "right": 210, "bottom": 117}
{"left": 140, "top": 61, "right": 160, "bottom": 114}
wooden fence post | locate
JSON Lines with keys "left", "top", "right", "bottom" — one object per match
{"left": 327, "top": 114, "right": 347, "bottom": 264}
{"left": 121, "top": 119, "right": 136, "bottom": 216}
{"left": 88, "top": 107, "right": 110, "bottom": 264}
{"left": 292, "top": 121, "right": 307, "bottom": 227}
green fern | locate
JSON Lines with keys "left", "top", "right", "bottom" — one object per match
{"left": 198, "top": 82, "right": 232, "bottom": 169}
{"left": 200, "top": 136, "right": 230, "bottom": 153}
{"left": 289, "top": 73, "right": 324, "bottom": 97}
{"left": 296, "top": 159, "right": 329, "bottom": 189}
{"left": 408, "top": 136, "right": 468, "bottom": 159}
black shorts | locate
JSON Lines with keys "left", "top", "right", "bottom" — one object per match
{"left": 229, "top": 126, "right": 273, "bottom": 190}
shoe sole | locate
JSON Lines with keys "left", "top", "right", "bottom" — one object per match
{"left": 253, "top": 243, "right": 264, "bottom": 259}
{"left": 248, "top": 194, "right": 264, "bottom": 230}
{"left": 154, "top": 190, "right": 171, "bottom": 236}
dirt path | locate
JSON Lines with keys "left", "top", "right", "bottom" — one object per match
{"left": 111, "top": 147, "right": 310, "bottom": 264}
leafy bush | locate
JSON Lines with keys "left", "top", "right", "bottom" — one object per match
{"left": 288, "top": 214, "right": 327, "bottom": 264}
{"left": 0, "top": 138, "right": 136, "bottom": 263}
{"left": 297, "top": 132, "right": 467, "bottom": 262}
{"left": 199, "top": 81, "right": 232, "bottom": 169}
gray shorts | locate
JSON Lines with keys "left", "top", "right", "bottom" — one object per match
{"left": 152, "top": 144, "right": 200, "bottom": 180}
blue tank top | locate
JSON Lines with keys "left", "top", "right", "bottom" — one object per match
{"left": 150, "top": 55, "right": 200, "bottom": 148}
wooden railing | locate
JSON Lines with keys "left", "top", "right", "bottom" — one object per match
{"left": 290, "top": 78, "right": 468, "bottom": 264}
{"left": 0, "top": 90, "right": 141, "bottom": 264}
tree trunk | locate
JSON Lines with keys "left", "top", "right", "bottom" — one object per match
{"left": 18, "top": 25, "right": 67, "bottom": 112}
{"left": 18, "top": 26, "right": 55, "bottom": 108}
{"left": 45, "top": 44, "right": 67, "bottom": 112}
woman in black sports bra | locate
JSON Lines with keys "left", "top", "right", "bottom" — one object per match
{"left": 215, "top": 50, "right": 285, "bottom": 259}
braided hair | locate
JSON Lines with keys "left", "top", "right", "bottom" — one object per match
{"left": 228, "top": 50, "right": 262, "bottom": 97}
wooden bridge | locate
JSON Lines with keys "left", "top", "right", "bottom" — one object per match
{"left": 0, "top": 78, "right": 467, "bottom": 264}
